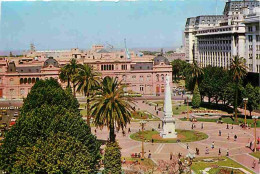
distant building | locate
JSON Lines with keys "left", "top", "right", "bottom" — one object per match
{"left": 184, "top": 0, "right": 260, "bottom": 73}
{"left": 0, "top": 45, "right": 173, "bottom": 99}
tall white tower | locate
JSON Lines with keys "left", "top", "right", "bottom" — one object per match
{"left": 160, "top": 76, "right": 177, "bottom": 138}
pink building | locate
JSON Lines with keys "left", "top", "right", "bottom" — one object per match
{"left": 0, "top": 47, "right": 172, "bottom": 99}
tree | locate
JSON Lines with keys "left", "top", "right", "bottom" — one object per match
{"left": 190, "top": 62, "right": 204, "bottom": 84}
{"left": 242, "top": 83, "right": 260, "bottom": 116}
{"left": 91, "top": 76, "right": 134, "bottom": 142}
{"left": 13, "top": 132, "right": 93, "bottom": 174}
{"left": 0, "top": 79, "right": 101, "bottom": 173}
{"left": 229, "top": 56, "right": 247, "bottom": 122}
{"left": 103, "top": 142, "right": 122, "bottom": 174}
{"left": 59, "top": 58, "right": 80, "bottom": 96}
{"left": 171, "top": 59, "right": 184, "bottom": 82}
{"left": 76, "top": 64, "right": 100, "bottom": 126}
{"left": 192, "top": 82, "right": 201, "bottom": 108}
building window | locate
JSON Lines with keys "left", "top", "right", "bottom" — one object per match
{"left": 10, "top": 89, "right": 14, "bottom": 96}
{"left": 156, "top": 74, "right": 159, "bottom": 82}
{"left": 140, "top": 76, "right": 144, "bottom": 82}
{"left": 122, "top": 75, "right": 126, "bottom": 81}
{"left": 32, "top": 78, "right": 36, "bottom": 83}
{"left": 121, "top": 64, "right": 127, "bottom": 70}
{"left": 20, "top": 88, "right": 25, "bottom": 95}
{"left": 248, "top": 26, "right": 253, "bottom": 32}
{"left": 28, "top": 78, "right": 32, "bottom": 84}
{"left": 20, "top": 78, "right": 23, "bottom": 84}
{"left": 140, "top": 85, "right": 144, "bottom": 92}
{"left": 132, "top": 75, "right": 136, "bottom": 80}
{"left": 248, "top": 35, "right": 253, "bottom": 42}
{"left": 147, "top": 75, "right": 151, "bottom": 81}
{"left": 161, "top": 74, "right": 164, "bottom": 82}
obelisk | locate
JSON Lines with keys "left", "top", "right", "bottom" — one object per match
{"left": 160, "top": 76, "right": 177, "bottom": 138}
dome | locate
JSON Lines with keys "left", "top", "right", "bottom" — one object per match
{"left": 153, "top": 55, "right": 170, "bottom": 65}
{"left": 43, "top": 58, "right": 59, "bottom": 68}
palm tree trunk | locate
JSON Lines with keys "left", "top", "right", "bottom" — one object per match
{"left": 234, "top": 82, "right": 238, "bottom": 123}
{"left": 67, "top": 78, "right": 70, "bottom": 88}
{"left": 86, "top": 93, "right": 91, "bottom": 126}
{"left": 109, "top": 122, "right": 116, "bottom": 142}
{"left": 73, "top": 83, "right": 76, "bottom": 97}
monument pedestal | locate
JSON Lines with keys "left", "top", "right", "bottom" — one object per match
{"left": 160, "top": 117, "right": 177, "bottom": 138}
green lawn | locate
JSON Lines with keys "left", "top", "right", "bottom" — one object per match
{"left": 180, "top": 117, "right": 260, "bottom": 128}
{"left": 191, "top": 157, "right": 253, "bottom": 174}
{"left": 130, "top": 129, "right": 208, "bottom": 143}
{"left": 250, "top": 151, "right": 260, "bottom": 159}
{"left": 122, "top": 157, "right": 156, "bottom": 167}
{"left": 131, "top": 111, "right": 160, "bottom": 121}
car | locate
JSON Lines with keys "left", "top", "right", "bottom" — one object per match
{"left": 11, "top": 118, "right": 16, "bottom": 122}
{"left": 2, "top": 110, "right": 7, "bottom": 115}
{"left": 10, "top": 106, "right": 15, "bottom": 110}
{"left": 0, "top": 123, "right": 7, "bottom": 130}
{"left": 14, "top": 112, "right": 19, "bottom": 117}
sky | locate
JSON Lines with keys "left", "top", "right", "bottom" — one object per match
{"left": 0, "top": 0, "right": 226, "bottom": 52}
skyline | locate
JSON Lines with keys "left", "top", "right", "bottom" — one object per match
{"left": 0, "top": 0, "right": 226, "bottom": 53}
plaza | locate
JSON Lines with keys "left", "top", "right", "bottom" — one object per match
{"left": 93, "top": 100, "right": 260, "bottom": 173}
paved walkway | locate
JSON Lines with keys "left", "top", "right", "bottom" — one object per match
{"left": 93, "top": 100, "right": 260, "bottom": 174}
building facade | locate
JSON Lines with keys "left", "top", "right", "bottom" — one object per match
{"left": 184, "top": 0, "right": 260, "bottom": 73}
{"left": 0, "top": 46, "right": 173, "bottom": 99}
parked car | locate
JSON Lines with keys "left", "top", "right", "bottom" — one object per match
{"left": 10, "top": 106, "right": 15, "bottom": 110}
{"left": 11, "top": 118, "right": 16, "bottom": 122}
{"left": 14, "top": 112, "right": 19, "bottom": 117}
{"left": 0, "top": 123, "right": 7, "bottom": 130}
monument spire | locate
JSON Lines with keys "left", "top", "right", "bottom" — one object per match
{"left": 164, "top": 76, "right": 173, "bottom": 118}
{"left": 160, "top": 75, "right": 177, "bottom": 138}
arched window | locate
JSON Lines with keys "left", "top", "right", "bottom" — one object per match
{"left": 24, "top": 78, "right": 28, "bottom": 84}
{"left": 28, "top": 78, "right": 32, "bottom": 84}
{"left": 161, "top": 74, "right": 164, "bottom": 82}
{"left": 32, "top": 78, "right": 35, "bottom": 83}
{"left": 36, "top": 78, "right": 39, "bottom": 82}
{"left": 156, "top": 74, "right": 159, "bottom": 82}
{"left": 20, "top": 78, "right": 23, "bottom": 84}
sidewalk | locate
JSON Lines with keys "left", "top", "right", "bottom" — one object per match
{"left": 230, "top": 153, "right": 259, "bottom": 174}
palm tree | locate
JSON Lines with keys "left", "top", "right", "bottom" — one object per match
{"left": 59, "top": 58, "right": 79, "bottom": 96}
{"left": 59, "top": 65, "right": 71, "bottom": 88}
{"left": 91, "top": 76, "right": 134, "bottom": 142}
{"left": 230, "top": 56, "right": 247, "bottom": 122}
{"left": 190, "top": 61, "right": 204, "bottom": 84}
{"left": 76, "top": 64, "right": 100, "bottom": 126}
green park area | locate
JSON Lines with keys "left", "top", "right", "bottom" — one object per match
{"left": 250, "top": 151, "right": 260, "bottom": 159}
{"left": 191, "top": 157, "right": 253, "bottom": 174}
{"left": 130, "top": 129, "right": 208, "bottom": 143}
{"left": 180, "top": 116, "right": 260, "bottom": 128}
{"left": 131, "top": 111, "right": 160, "bottom": 121}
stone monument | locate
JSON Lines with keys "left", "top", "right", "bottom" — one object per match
{"left": 160, "top": 76, "right": 177, "bottom": 138}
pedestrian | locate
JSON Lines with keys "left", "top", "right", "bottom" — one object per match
{"left": 226, "top": 123, "right": 229, "bottom": 129}
{"left": 231, "top": 123, "right": 234, "bottom": 129}
{"left": 148, "top": 150, "right": 151, "bottom": 159}
{"left": 178, "top": 153, "right": 181, "bottom": 159}
{"left": 186, "top": 143, "right": 189, "bottom": 149}
{"left": 156, "top": 111, "right": 159, "bottom": 115}
{"left": 211, "top": 141, "right": 215, "bottom": 149}
{"left": 205, "top": 147, "right": 209, "bottom": 154}
{"left": 158, "top": 123, "right": 160, "bottom": 129}
{"left": 250, "top": 141, "right": 252, "bottom": 150}
{"left": 227, "top": 133, "right": 230, "bottom": 140}
{"left": 219, "top": 130, "right": 221, "bottom": 136}
{"left": 128, "top": 128, "right": 131, "bottom": 133}
{"left": 170, "top": 152, "right": 173, "bottom": 160}
{"left": 226, "top": 149, "right": 229, "bottom": 156}
{"left": 94, "top": 129, "right": 97, "bottom": 134}
{"left": 122, "top": 158, "right": 126, "bottom": 164}
{"left": 234, "top": 134, "right": 237, "bottom": 141}
{"left": 197, "top": 148, "right": 200, "bottom": 155}
{"left": 201, "top": 123, "right": 204, "bottom": 129}
{"left": 218, "top": 148, "right": 221, "bottom": 155}
{"left": 252, "top": 160, "right": 256, "bottom": 169}
{"left": 152, "top": 138, "right": 154, "bottom": 144}
{"left": 191, "top": 124, "right": 194, "bottom": 129}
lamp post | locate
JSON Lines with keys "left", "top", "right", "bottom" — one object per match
{"left": 252, "top": 116, "right": 258, "bottom": 152}
{"left": 140, "top": 120, "right": 147, "bottom": 160}
{"left": 243, "top": 98, "right": 248, "bottom": 125}
{"left": 186, "top": 96, "right": 190, "bottom": 121}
